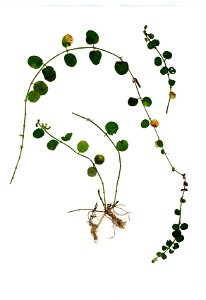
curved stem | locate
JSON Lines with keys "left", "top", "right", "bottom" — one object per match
{"left": 39, "top": 122, "right": 106, "bottom": 207}
{"left": 72, "top": 112, "right": 122, "bottom": 206}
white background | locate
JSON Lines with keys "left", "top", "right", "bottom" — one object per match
{"left": 0, "top": 3, "right": 205, "bottom": 300}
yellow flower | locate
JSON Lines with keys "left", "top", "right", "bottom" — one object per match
{"left": 150, "top": 119, "right": 159, "bottom": 128}
{"left": 169, "top": 91, "right": 176, "bottom": 100}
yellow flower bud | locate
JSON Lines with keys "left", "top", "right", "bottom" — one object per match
{"left": 169, "top": 91, "right": 176, "bottom": 100}
{"left": 150, "top": 119, "right": 159, "bottom": 128}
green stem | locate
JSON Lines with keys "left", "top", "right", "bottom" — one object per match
{"left": 39, "top": 122, "right": 106, "bottom": 207}
{"left": 72, "top": 112, "right": 122, "bottom": 206}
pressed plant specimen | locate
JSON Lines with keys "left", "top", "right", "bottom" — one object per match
{"left": 10, "top": 27, "right": 189, "bottom": 262}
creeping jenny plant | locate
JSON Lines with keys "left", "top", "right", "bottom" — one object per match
{"left": 10, "top": 27, "right": 189, "bottom": 263}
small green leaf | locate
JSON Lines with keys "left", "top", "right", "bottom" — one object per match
{"left": 163, "top": 51, "right": 172, "bottom": 59}
{"left": 162, "top": 245, "right": 167, "bottom": 251}
{"left": 47, "top": 139, "right": 59, "bottom": 150}
{"left": 89, "top": 50, "right": 102, "bottom": 65}
{"left": 94, "top": 154, "right": 105, "bottom": 165}
{"left": 169, "top": 67, "right": 176, "bottom": 74}
{"left": 161, "top": 149, "right": 165, "bottom": 154}
{"left": 166, "top": 240, "right": 173, "bottom": 247}
{"left": 77, "top": 140, "right": 89, "bottom": 153}
{"left": 156, "top": 139, "right": 164, "bottom": 147}
{"left": 156, "top": 252, "right": 162, "bottom": 257}
{"left": 169, "top": 249, "right": 174, "bottom": 254}
{"left": 128, "top": 97, "right": 138, "bottom": 106}
{"left": 116, "top": 140, "right": 129, "bottom": 152}
{"left": 180, "top": 198, "right": 186, "bottom": 203}
{"left": 141, "top": 119, "right": 149, "bottom": 128}
{"left": 173, "top": 243, "right": 179, "bottom": 249}
{"left": 160, "top": 66, "right": 168, "bottom": 75}
{"left": 180, "top": 223, "right": 188, "bottom": 230}
{"left": 42, "top": 66, "right": 56, "bottom": 82}
{"left": 153, "top": 39, "right": 160, "bottom": 46}
{"left": 172, "top": 230, "right": 182, "bottom": 238}
{"left": 61, "top": 133, "right": 72, "bottom": 141}
{"left": 176, "top": 235, "right": 184, "bottom": 243}
{"left": 148, "top": 33, "right": 154, "bottom": 39}
{"left": 86, "top": 30, "right": 99, "bottom": 45}
{"left": 114, "top": 61, "right": 129, "bottom": 75}
{"left": 142, "top": 97, "right": 152, "bottom": 107}
{"left": 172, "top": 224, "right": 179, "bottom": 231}
{"left": 64, "top": 53, "right": 77, "bottom": 67}
{"left": 87, "top": 166, "right": 97, "bottom": 177}
{"left": 154, "top": 57, "right": 162, "bottom": 66}
{"left": 105, "top": 121, "right": 119, "bottom": 135}
{"left": 174, "top": 209, "right": 180, "bottom": 215}
{"left": 33, "top": 128, "right": 44, "bottom": 138}
{"left": 27, "top": 56, "right": 43, "bottom": 69}
{"left": 168, "top": 79, "right": 176, "bottom": 86}
{"left": 27, "top": 91, "right": 40, "bottom": 103}
{"left": 33, "top": 81, "right": 48, "bottom": 95}
{"left": 161, "top": 253, "right": 167, "bottom": 260}
{"left": 147, "top": 41, "right": 154, "bottom": 49}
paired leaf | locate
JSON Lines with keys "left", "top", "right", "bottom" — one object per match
{"left": 160, "top": 66, "right": 168, "bottom": 75}
{"left": 33, "top": 81, "right": 48, "bottom": 95}
{"left": 64, "top": 53, "right": 77, "bottom": 67}
{"left": 141, "top": 119, "right": 149, "bottom": 128}
{"left": 128, "top": 97, "right": 138, "bottom": 106}
{"left": 86, "top": 30, "right": 99, "bottom": 45}
{"left": 33, "top": 128, "right": 44, "bottom": 138}
{"left": 27, "top": 55, "right": 43, "bottom": 69}
{"left": 27, "top": 91, "right": 40, "bottom": 103}
{"left": 61, "top": 133, "right": 72, "bottom": 142}
{"left": 89, "top": 50, "right": 102, "bottom": 65}
{"left": 163, "top": 51, "right": 172, "bottom": 59}
{"left": 105, "top": 121, "right": 119, "bottom": 135}
{"left": 154, "top": 57, "right": 162, "bottom": 66}
{"left": 47, "top": 139, "right": 59, "bottom": 150}
{"left": 87, "top": 166, "right": 97, "bottom": 177}
{"left": 114, "top": 61, "right": 129, "bottom": 75}
{"left": 116, "top": 140, "right": 128, "bottom": 151}
{"left": 94, "top": 154, "right": 105, "bottom": 165}
{"left": 142, "top": 96, "right": 152, "bottom": 107}
{"left": 77, "top": 140, "right": 89, "bottom": 153}
{"left": 42, "top": 66, "right": 56, "bottom": 82}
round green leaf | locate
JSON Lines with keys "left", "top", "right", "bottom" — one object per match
{"left": 163, "top": 51, "right": 172, "bottom": 59}
{"left": 89, "top": 50, "right": 102, "bottom": 65}
{"left": 33, "top": 81, "right": 48, "bottom": 95}
{"left": 141, "top": 119, "right": 149, "bottom": 128}
{"left": 147, "top": 41, "right": 154, "bottom": 49}
{"left": 33, "top": 128, "right": 44, "bottom": 138}
{"left": 42, "top": 66, "right": 56, "bottom": 82}
{"left": 61, "top": 133, "right": 72, "bottom": 141}
{"left": 180, "top": 198, "right": 186, "bottom": 203}
{"left": 180, "top": 223, "right": 188, "bottom": 230}
{"left": 114, "top": 61, "right": 129, "bottom": 75}
{"left": 62, "top": 34, "right": 73, "bottom": 48}
{"left": 77, "top": 140, "right": 89, "bottom": 153}
{"left": 27, "top": 56, "right": 43, "bottom": 69}
{"left": 128, "top": 97, "right": 138, "bottom": 106}
{"left": 64, "top": 53, "right": 77, "bottom": 67}
{"left": 161, "top": 149, "right": 165, "bottom": 154}
{"left": 162, "top": 245, "right": 167, "bottom": 251}
{"left": 161, "top": 253, "right": 167, "bottom": 260}
{"left": 172, "top": 224, "right": 179, "bottom": 231}
{"left": 47, "top": 139, "right": 59, "bottom": 150}
{"left": 168, "top": 79, "right": 176, "bottom": 86}
{"left": 94, "top": 154, "right": 105, "bottom": 165}
{"left": 154, "top": 57, "right": 162, "bottom": 66}
{"left": 116, "top": 140, "right": 128, "bottom": 152}
{"left": 142, "top": 97, "right": 152, "bottom": 107}
{"left": 86, "top": 30, "right": 99, "bottom": 45}
{"left": 160, "top": 66, "right": 168, "bottom": 75}
{"left": 27, "top": 90, "right": 40, "bottom": 103}
{"left": 176, "top": 235, "right": 184, "bottom": 243}
{"left": 173, "top": 243, "right": 179, "bottom": 249}
{"left": 105, "top": 121, "right": 119, "bottom": 135}
{"left": 148, "top": 33, "right": 154, "bottom": 39}
{"left": 156, "top": 139, "right": 164, "bottom": 147}
{"left": 156, "top": 252, "right": 162, "bottom": 257}
{"left": 174, "top": 209, "right": 180, "bottom": 215}
{"left": 87, "top": 166, "right": 97, "bottom": 177}
{"left": 153, "top": 39, "right": 160, "bottom": 47}
{"left": 169, "top": 67, "right": 176, "bottom": 74}
{"left": 169, "top": 249, "right": 174, "bottom": 254}
{"left": 172, "top": 230, "right": 182, "bottom": 238}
